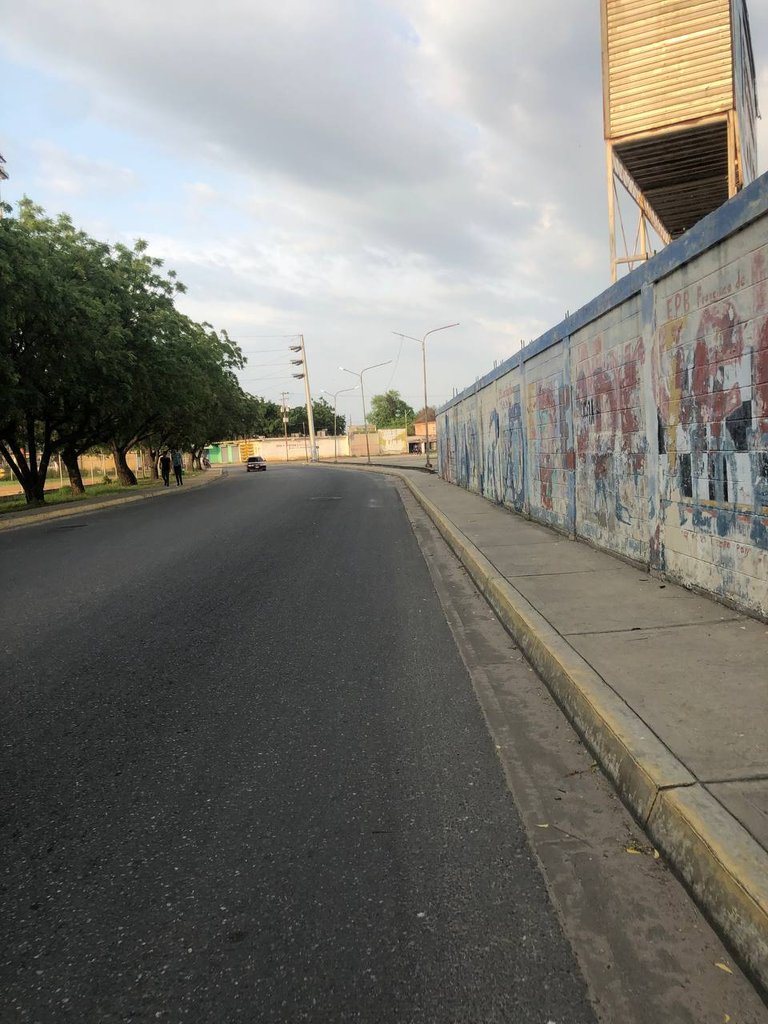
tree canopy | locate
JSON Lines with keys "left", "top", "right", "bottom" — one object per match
{"left": 368, "top": 390, "right": 415, "bottom": 430}
{"left": 0, "top": 199, "right": 253, "bottom": 503}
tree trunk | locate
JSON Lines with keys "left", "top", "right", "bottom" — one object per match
{"left": 147, "top": 445, "right": 160, "bottom": 480}
{"left": 110, "top": 442, "right": 138, "bottom": 486}
{"left": 0, "top": 434, "right": 49, "bottom": 505}
{"left": 62, "top": 447, "right": 86, "bottom": 496}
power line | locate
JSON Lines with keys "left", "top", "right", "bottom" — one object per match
{"left": 240, "top": 347, "right": 295, "bottom": 355}
{"left": 241, "top": 360, "right": 292, "bottom": 368}
{"left": 385, "top": 334, "right": 405, "bottom": 389}
{"left": 240, "top": 374, "right": 296, "bottom": 383}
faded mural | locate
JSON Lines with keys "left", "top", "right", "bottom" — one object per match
{"left": 438, "top": 210, "right": 768, "bottom": 619}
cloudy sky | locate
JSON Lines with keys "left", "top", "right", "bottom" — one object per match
{"left": 2, "top": 1, "right": 767, "bottom": 420}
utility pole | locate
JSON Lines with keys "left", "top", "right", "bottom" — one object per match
{"left": 392, "top": 323, "right": 459, "bottom": 470}
{"left": 322, "top": 386, "right": 357, "bottom": 462}
{"left": 339, "top": 361, "right": 392, "bottom": 465}
{"left": 280, "top": 391, "right": 290, "bottom": 463}
{"left": 290, "top": 335, "right": 317, "bottom": 462}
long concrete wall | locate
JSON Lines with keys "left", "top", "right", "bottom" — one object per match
{"left": 438, "top": 173, "right": 768, "bottom": 619}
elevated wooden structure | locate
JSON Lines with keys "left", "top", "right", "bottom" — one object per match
{"left": 601, "top": 0, "right": 759, "bottom": 280}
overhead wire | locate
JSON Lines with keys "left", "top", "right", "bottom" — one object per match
{"left": 239, "top": 347, "right": 295, "bottom": 355}
{"left": 385, "top": 334, "right": 405, "bottom": 390}
{"left": 240, "top": 360, "right": 292, "bottom": 368}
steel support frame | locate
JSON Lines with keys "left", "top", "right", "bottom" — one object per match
{"left": 606, "top": 143, "right": 672, "bottom": 284}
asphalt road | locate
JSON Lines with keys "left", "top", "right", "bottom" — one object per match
{"left": 0, "top": 467, "right": 596, "bottom": 1023}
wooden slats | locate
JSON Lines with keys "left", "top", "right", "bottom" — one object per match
{"left": 601, "top": 0, "right": 758, "bottom": 269}
{"left": 603, "top": 0, "right": 733, "bottom": 138}
{"left": 615, "top": 121, "right": 729, "bottom": 237}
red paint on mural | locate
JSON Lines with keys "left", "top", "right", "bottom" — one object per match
{"left": 755, "top": 317, "right": 768, "bottom": 435}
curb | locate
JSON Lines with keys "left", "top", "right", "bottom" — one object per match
{"left": 328, "top": 461, "right": 768, "bottom": 997}
{"left": 0, "top": 470, "right": 225, "bottom": 533}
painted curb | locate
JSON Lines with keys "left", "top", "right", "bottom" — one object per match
{"left": 328, "top": 461, "right": 768, "bottom": 996}
{"left": 0, "top": 471, "right": 225, "bottom": 533}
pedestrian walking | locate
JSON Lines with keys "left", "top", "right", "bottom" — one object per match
{"left": 160, "top": 451, "right": 172, "bottom": 487}
{"left": 172, "top": 450, "right": 184, "bottom": 486}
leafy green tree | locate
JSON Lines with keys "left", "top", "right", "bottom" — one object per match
{"left": 0, "top": 200, "right": 127, "bottom": 503}
{"left": 369, "top": 390, "right": 415, "bottom": 430}
{"left": 167, "top": 320, "right": 247, "bottom": 468}
{"left": 0, "top": 199, "right": 254, "bottom": 501}
{"left": 279, "top": 398, "right": 344, "bottom": 437}
{"left": 103, "top": 240, "right": 188, "bottom": 486}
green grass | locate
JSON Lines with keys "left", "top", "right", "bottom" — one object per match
{"left": 0, "top": 476, "right": 168, "bottom": 515}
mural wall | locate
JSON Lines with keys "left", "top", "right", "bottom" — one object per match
{"left": 438, "top": 178, "right": 768, "bottom": 619}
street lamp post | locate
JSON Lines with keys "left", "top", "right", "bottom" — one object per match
{"left": 339, "top": 361, "right": 392, "bottom": 465}
{"left": 392, "top": 323, "right": 459, "bottom": 470}
{"left": 322, "top": 386, "right": 358, "bottom": 462}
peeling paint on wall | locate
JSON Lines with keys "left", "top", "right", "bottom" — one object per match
{"left": 438, "top": 176, "right": 768, "bottom": 619}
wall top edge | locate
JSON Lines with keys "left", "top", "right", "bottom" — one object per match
{"left": 439, "top": 169, "right": 768, "bottom": 415}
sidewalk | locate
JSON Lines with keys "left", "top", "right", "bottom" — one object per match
{"left": 332, "top": 461, "right": 768, "bottom": 997}
{"left": 0, "top": 469, "right": 223, "bottom": 532}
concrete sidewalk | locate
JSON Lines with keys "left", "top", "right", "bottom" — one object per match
{"left": 331, "top": 461, "right": 768, "bottom": 998}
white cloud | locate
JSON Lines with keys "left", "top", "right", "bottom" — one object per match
{"left": 1, "top": 0, "right": 767, "bottom": 407}
{"left": 30, "top": 140, "right": 139, "bottom": 196}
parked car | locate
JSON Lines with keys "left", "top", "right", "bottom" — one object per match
{"left": 246, "top": 456, "right": 267, "bottom": 472}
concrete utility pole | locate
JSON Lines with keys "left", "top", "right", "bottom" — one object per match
{"left": 392, "top": 323, "right": 459, "bottom": 470}
{"left": 280, "top": 391, "right": 290, "bottom": 463}
{"left": 290, "top": 335, "right": 317, "bottom": 462}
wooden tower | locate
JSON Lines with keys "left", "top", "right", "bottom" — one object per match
{"left": 601, "top": 0, "right": 759, "bottom": 281}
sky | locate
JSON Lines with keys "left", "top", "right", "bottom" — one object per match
{"left": 1, "top": 1, "right": 767, "bottom": 424}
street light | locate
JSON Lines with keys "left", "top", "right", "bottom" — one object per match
{"left": 322, "top": 386, "right": 358, "bottom": 462}
{"left": 392, "top": 323, "right": 459, "bottom": 469}
{"left": 339, "top": 361, "right": 392, "bottom": 465}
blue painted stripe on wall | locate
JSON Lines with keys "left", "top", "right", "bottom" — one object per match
{"left": 441, "top": 170, "right": 768, "bottom": 414}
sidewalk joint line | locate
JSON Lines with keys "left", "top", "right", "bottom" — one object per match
{"left": 503, "top": 568, "right": 605, "bottom": 578}
{"left": 657, "top": 780, "right": 698, "bottom": 792}
{"left": 562, "top": 617, "right": 744, "bottom": 637}
{"left": 702, "top": 772, "right": 768, "bottom": 785}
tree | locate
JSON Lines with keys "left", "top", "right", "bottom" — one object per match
{"left": 104, "top": 240, "right": 188, "bottom": 486}
{"left": 167, "top": 320, "right": 247, "bottom": 468}
{"left": 309, "top": 397, "right": 342, "bottom": 435}
{"left": 0, "top": 199, "right": 252, "bottom": 502}
{"left": 277, "top": 398, "right": 344, "bottom": 438}
{"left": 413, "top": 405, "right": 437, "bottom": 423}
{"left": 369, "top": 390, "right": 415, "bottom": 430}
{"left": 0, "top": 201, "right": 127, "bottom": 504}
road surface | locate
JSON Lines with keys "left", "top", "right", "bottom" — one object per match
{"left": 0, "top": 467, "right": 596, "bottom": 1023}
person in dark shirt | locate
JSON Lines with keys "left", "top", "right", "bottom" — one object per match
{"left": 172, "top": 450, "right": 184, "bottom": 486}
{"left": 160, "top": 452, "right": 172, "bottom": 487}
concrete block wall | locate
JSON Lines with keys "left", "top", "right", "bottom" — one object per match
{"left": 438, "top": 173, "right": 768, "bottom": 619}
{"left": 572, "top": 293, "right": 649, "bottom": 563}
{"left": 524, "top": 340, "right": 574, "bottom": 532}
